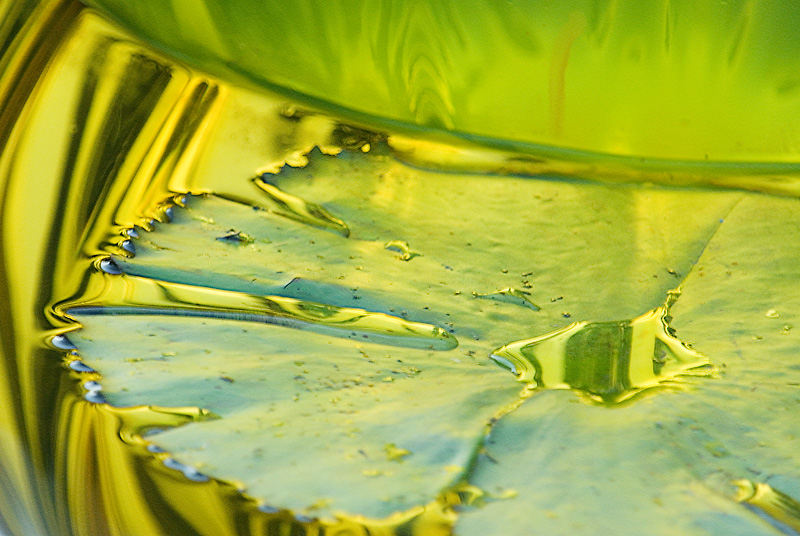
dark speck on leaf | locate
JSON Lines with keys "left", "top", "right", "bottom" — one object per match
{"left": 216, "top": 229, "right": 254, "bottom": 244}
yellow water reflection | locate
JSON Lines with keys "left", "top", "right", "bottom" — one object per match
{"left": 0, "top": 3, "right": 455, "bottom": 533}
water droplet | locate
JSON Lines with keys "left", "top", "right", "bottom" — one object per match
{"left": 163, "top": 206, "right": 174, "bottom": 221}
{"left": 68, "top": 360, "right": 95, "bottom": 373}
{"left": 52, "top": 334, "right": 76, "bottom": 350}
{"left": 125, "top": 227, "right": 139, "bottom": 238}
{"left": 384, "top": 240, "right": 420, "bottom": 261}
{"left": 491, "top": 291, "right": 710, "bottom": 404}
{"left": 216, "top": 229, "right": 254, "bottom": 244}
{"left": 100, "top": 258, "right": 122, "bottom": 275}
{"left": 253, "top": 176, "right": 350, "bottom": 237}
{"left": 473, "top": 287, "right": 540, "bottom": 311}
{"left": 121, "top": 240, "right": 136, "bottom": 254}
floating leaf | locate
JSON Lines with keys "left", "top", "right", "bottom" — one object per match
{"left": 454, "top": 194, "right": 800, "bottom": 535}
{"left": 69, "top": 313, "right": 518, "bottom": 519}
{"left": 64, "top": 148, "right": 797, "bottom": 529}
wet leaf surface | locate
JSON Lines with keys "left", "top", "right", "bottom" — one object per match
{"left": 67, "top": 149, "right": 800, "bottom": 530}
{"left": 455, "top": 195, "right": 800, "bottom": 535}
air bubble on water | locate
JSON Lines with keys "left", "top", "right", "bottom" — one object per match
{"left": 163, "top": 457, "right": 210, "bottom": 482}
{"left": 126, "top": 228, "right": 139, "bottom": 239}
{"left": 52, "top": 334, "right": 76, "bottom": 350}
{"left": 164, "top": 206, "right": 174, "bottom": 222}
{"left": 258, "top": 504, "right": 281, "bottom": 514}
{"left": 100, "top": 257, "right": 122, "bottom": 275}
{"left": 83, "top": 380, "right": 101, "bottom": 391}
{"left": 84, "top": 391, "right": 106, "bottom": 404}
{"left": 147, "top": 444, "right": 166, "bottom": 454}
{"left": 182, "top": 466, "right": 209, "bottom": 482}
{"left": 69, "top": 360, "right": 95, "bottom": 373}
{"left": 121, "top": 240, "right": 136, "bottom": 254}
{"left": 83, "top": 381, "right": 105, "bottom": 404}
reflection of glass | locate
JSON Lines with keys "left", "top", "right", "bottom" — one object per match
{"left": 85, "top": 0, "right": 800, "bottom": 166}
{"left": 1, "top": 1, "right": 800, "bottom": 535}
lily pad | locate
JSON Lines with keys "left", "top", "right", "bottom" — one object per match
{"left": 70, "top": 314, "right": 517, "bottom": 519}
{"left": 454, "top": 194, "right": 800, "bottom": 535}
{"left": 66, "top": 147, "right": 780, "bottom": 526}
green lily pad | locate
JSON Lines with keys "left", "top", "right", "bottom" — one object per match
{"left": 70, "top": 314, "right": 517, "bottom": 519}
{"left": 67, "top": 147, "right": 778, "bottom": 525}
{"left": 454, "top": 194, "right": 800, "bottom": 535}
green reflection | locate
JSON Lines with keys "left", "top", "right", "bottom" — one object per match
{"left": 85, "top": 0, "right": 800, "bottom": 166}
{"left": 491, "top": 290, "right": 712, "bottom": 404}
